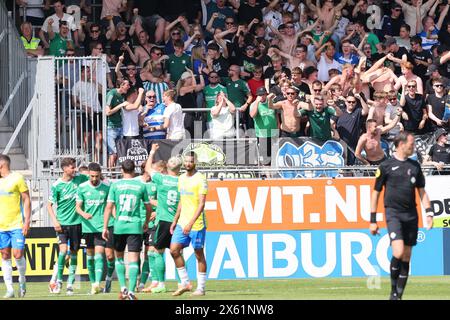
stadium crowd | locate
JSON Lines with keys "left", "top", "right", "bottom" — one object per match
{"left": 12, "top": 0, "right": 450, "bottom": 168}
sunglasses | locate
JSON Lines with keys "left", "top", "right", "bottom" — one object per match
{"left": 407, "top": 85, "right": 416, "bottom": 88}
{"left": 389, "top": 97, "right": 397, "bottom": 101}
{"left": 225, "top": 21, "right": 234, "bottom": 25}
{"left": 347, "top": 100, "right": 356, "bottom": 104}
{"left": 313, "top": 89, "right": 321, "bottom": 92}
{"left": 91, "top": 29, "right": 100, "bottom": 33}
{"left": 434, "top": 84, "right": 444, "bottom": 87}
{"left": 286, "top": 92, "right": 297, "bottom": 95}
{"left": 146, "top": 95, "right": 156, "bottom": 99}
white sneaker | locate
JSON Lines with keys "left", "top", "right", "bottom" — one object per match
{"left": 3, "top": 290, "right": 14, "bottom": 298}
{"left": 66, "top": 286, "right": 74, "bottom": 296}
{"left": 51, "top": 281, "right": 62, "bottom": 294}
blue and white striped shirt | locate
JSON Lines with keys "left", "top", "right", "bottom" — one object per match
{"left": 142, "top": 103, "right": 166, "bottom": 139}
{"left": 142, "top": 81, "right": 169, "bottom": 105}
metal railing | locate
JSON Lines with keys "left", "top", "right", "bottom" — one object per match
{"left": 0, "top": 1, "right": 33, "bottom": 165}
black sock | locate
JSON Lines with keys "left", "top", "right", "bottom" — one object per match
{"left": 390, "top": 257, "right": 401, "bottom": 294}
{"left": 397, "top": 261, "right": 410, "bottom": 298}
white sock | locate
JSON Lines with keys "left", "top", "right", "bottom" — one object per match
{"left": 50, "top": 263, "right": 58, "bottom": 283}
{"left": 2, "top": 259, "right": 13, "bottom": 292}
{"left": 197, "top": 272, "right": 206, "bottom": 291}
{"left": 158, "top": 281, "right": 165, "bottom": 288}
{"left": 15, "top": 257, "right": 26, "bottom": 284}
{"left": 176, "top": 267, "right": 190, "bottom": 286}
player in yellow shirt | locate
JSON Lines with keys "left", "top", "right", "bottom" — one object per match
{"left": 170, "top": 152, "right": 208, "bottom": 297}
{"left": 0, "top": 155, "right": 31, "bottom": 298}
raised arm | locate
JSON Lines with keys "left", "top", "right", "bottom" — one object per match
{"left": 336, "top": 0, "right": 348, "bottom": 10}
{"left": 437, "top": 4, "right": 450, "bottom": 30}
{"left": 379, "top": 109, "right": 401, "bottom": 134}
{"left": 206, "top": 12, "right": 218, "bottom": 34}
{"left": 124, "top": 88, "right": 145, "bottom": 111}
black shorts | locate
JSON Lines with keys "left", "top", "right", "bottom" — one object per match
{"left": 81, "top": 226, "right": 114, "bottom": 249}
{"left": 386, "top": 209, "right": 418, "bottom": 246}
{"left": 154, "top": 221, "right": 173, "bottom": 250}
{"left": 57, "top": 224, "right": 82, "bottom": 252}
{"left": 80, "top": 112, "right": 103, "bottom": 132}
{"left": 113, "top": 234, "right": 143, "bottom": 252}
{"left": 144, "top": 226, "right": 157, "bottom": 247}
{"left": 368, "top": 155, "right": 387, "bottom": 166}
{"left": 279, "top": 130, "right": 300, "bottom": 138}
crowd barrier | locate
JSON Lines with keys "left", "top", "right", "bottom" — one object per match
{"left": 1, "top": 175, "right": 449, "bottom": 280}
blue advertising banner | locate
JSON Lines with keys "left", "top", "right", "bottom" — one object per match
{"left": 164, "top": 228, "right": 443, "bottom": 280}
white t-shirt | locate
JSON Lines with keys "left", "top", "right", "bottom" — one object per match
{"left": 19, "top": 0, "right": 44, "bottom": 18}
{"left": 122, "top": 108, "right": 140, "bottom": 137}
{"left": 210, "top": 106, "right": 235, "bottom": 139}
{"left": 317, "top": 54, "right": 342, "bottom": 82}
{"left": 71, "top": 80, "right": 101, "bottom": 112}
{"left": 41, "top": 13, "right": 77, "bottom": 35}
{"left": 163, "top": 102, "right": 185, "bottom": 140}
{"left": 385, "top": 103, "right": 402, "bottom": 137}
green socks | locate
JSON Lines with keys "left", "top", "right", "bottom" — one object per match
{"left": 87, "top": 255, "right": 95, "bottom": 284}
{"left": 67, "top": 254, "right": 77, "bottom": 286}
{"left": 154, "top": 252, "right": 165, "bottom": 282}
{"left": 128, "top": 261, "right": 139, "bottom": 293}
{"left": 140, "top": 256, "right": 150, "bottom": 285}
{"left": 148, "top": 251, "right": 157, "bottom": 282}
{"left": 115, "top": 258, "right": 126, "bottom": 289}
{"left": 107, "top": 259, "right": 115, "bottom": 278}
{"left": 94, "top": 253, "right": 104, "bottom": 284}
{"left": 57, "top": 251, "right": 67, "bottom": 282}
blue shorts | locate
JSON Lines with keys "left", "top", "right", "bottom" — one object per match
{"left": 107, "top": 127, "right": 122, "bottom": 154}
{"left": 0, "top": 229, "right": 25, "bottom": 250}
{"left": 171, "top": 224, "right": 206, "bottom": 250}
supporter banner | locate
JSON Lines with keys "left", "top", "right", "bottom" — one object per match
{"left": 274, "top": 138, "right": 348, "bottom": 178}
{"left": 116, "top": 139, "right": 258, "bottom": 173}
{"left": 116, "top": 138, "right": 153, "bottom": 170}
{"left": 387, "top": 133, "right": 435, "bottom": 161}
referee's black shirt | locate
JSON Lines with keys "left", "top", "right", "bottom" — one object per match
{"left": 374, "top": 157, "right": 426, "bottom": 214}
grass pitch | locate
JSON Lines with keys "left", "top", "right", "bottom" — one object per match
{"left": 9, "top": 276, "right": 450, "bottom": 300}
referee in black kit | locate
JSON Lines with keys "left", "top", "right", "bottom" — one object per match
{"left": 370, "top": 131, "right": 434, "bottom": 300}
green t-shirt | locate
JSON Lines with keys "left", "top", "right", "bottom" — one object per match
{"left": 49, "top": 174, "right": 89, "bottom": 226}
{"left": 151, "top": 172, "right": 179, "bottom": 223}
{"left": 133, "top": 176, "right": 156, "bottom": 228}
{"left": 253, "top": 101, "right": 278, "bottom": 138}
{"left": 223, "top": 77, "right": 250, "bottom": 108}
{"left": 203, "top": 84, "right": 228, "bottom": 122}
{"left": 367, "top": 33, "right": 380, "bottom": 54}
{"left": 106, "top": 89, "right": 124, "bottom": 128}
{"left": 299, "top": 107, "right": 336, "bottom": 142}
{"left": 76, "top": 181, "right": 113, "bottom": 233}
{"left": 167, "top": 53, "right": 192, "bottom": 83}
{"left": 107, "top": 178, "right": 150, "bottom": 235}
{"left": 49, "top": 33, "right": 73, "bottom": 57}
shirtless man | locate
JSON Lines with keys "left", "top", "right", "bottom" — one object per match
{"left": 266, "top": 21, "right": 301, "bottom": 54}
{"left": 355, "top": 114, "right": 402, "bottom": 165}
{"left": 306, "top": 0, "right": 348, "bottom": 30}
{"left": 269, "top": 86, "right": 306, "bottom": 137}
{"left": 133, "top": 31, "right": 155, "bottom": 67}
{"left": 367, "top": 91, "right": 388, "bottom": 127}
{"left": 360, "top": 54, "right": 398, "bottom": 93}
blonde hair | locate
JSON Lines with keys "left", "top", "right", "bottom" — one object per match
{"left": 191, "top": 45, "right": 206, "bottom": 66}
{"left": 175, "top": 72, "right": 192, "bottom": 96}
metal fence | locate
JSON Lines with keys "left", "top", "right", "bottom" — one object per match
{"left": 0, "top": 1, "right": 34, "bottom": 163}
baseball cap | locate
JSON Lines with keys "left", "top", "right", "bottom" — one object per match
{"left": 383, "top": 37, "right": 397, "bottom": 47}
{"left": 425, "top": 64, "right": 438, "bottom": 76}
{"left": 435, "top": 128, "right": 448, "bottom": 141}
{"left": 256, "top": 86, "right": 267, "bottom": 96}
